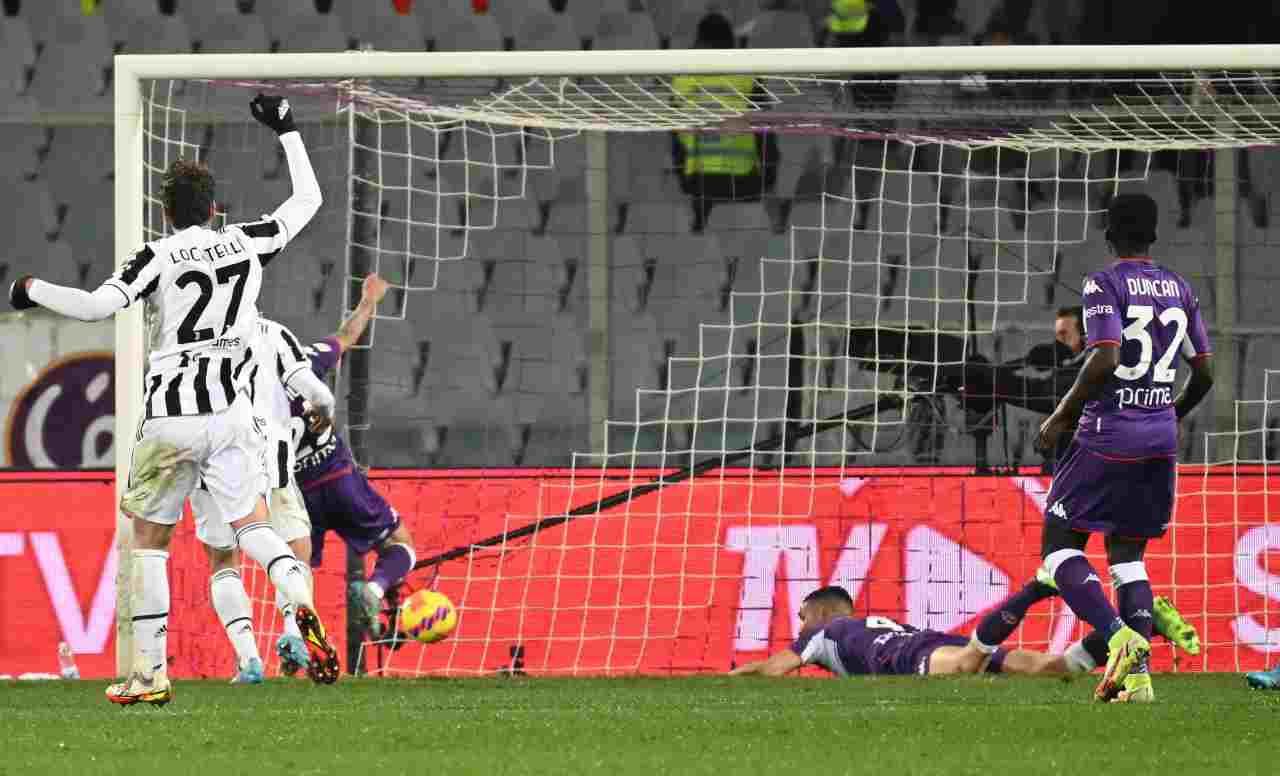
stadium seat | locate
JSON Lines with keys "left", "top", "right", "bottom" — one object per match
{"left": 650, "top": 0, "right": 722, "bottom": 46}
{"left": 190, "top": 7, "right": 269, "bottom": 53}
{"left": 513, "top": 8, "right": 581, "bottom": 52}
{"left": 430, "top": 9, "right": 501, "bottom": 52}
{"left": 28, "top": 11, "right": 112, "bottom": 112}
{"left": 267, "top": 0, "right": 351, "bottom": 52}
{"left": 121, "top": 11, "right": 192, "bottom": 54}
{"left": 336, "top": 0, "right": 425, "bottom": 51}
{"left": 743, "top": 9, "right": 814, "bottom": 48}
{"left": 2, "top": 180, "right": 60, "bottom": 267}
{"left": 593, "top": 9, "right": 659, "bottom": 50}
{"left": 0, "top": 124, "right": 44, "bottom": 183}
{"left": 623, "top": 201, "right": 694, "bottom": 236}
{"left": 0, "top": 14, "right": 36, "bottom": 104}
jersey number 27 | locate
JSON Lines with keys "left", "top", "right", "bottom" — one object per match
{"left": 176, "top": 259, "right": 252, "bottom": 345}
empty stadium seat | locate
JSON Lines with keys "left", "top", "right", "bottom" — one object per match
{"left": 191, "top": 7, "right": 269, "bottom": 53}
{"left": 119, "top": 11, "right": 192, "bottom": 54}
{"left": 429, "top": 8, "right": 501, "bottom": 52}
{"left": 0, "top": 125, "right": 44, "bottom": 182}
{"left": 513, "top": 8, "right": 580, "bottom": 51}
{"left": 28, "top": 11, "right": 112, "bottom": 112}
{"left": 593, "top": 9, "right": 659, "bottom": 50}
{"left": 0, "top": 14, "right": 36, "bottom": 103}
{"left": 267, "top": 0, "right": 350, "bottom": 52}
{"left": 743, "top": 9, "right": 813, "bottom": 48}
{"left": 336, "top": 0, "right": 424, "bottom": 51}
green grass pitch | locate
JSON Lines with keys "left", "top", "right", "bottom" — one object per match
{"left": 2, "top": 675, "right": 1276, "bottom": 775}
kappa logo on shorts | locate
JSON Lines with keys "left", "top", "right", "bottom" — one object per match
{"left": 1083, "top": 279, "right": 1103, "bottom": 295}
{"left": 1048, "top": 500, "right": 1068, "bottom": 520}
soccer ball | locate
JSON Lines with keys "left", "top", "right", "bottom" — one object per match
{"left": 399, "top": 589, "right": 458, "bottom": 643}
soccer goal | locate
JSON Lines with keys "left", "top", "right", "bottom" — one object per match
{"left": 114, "top": 44, "right": 1280, "bottom": 677}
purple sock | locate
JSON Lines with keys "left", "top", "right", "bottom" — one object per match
{"left": 369, "top": 543, "right": 415, "bottom": 593}
{"left": 1116, "top": 581, "right": 1154, "bottom": 640}
{"left": 1050, "top": 552, "right": 1124, "bottom": 638}
{"left": 1082, "top": 630, "right": 1109, "bottom": 667}
{"left": 974, "top": 579, "right": 1058, "bottom": 647}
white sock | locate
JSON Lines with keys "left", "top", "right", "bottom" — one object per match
{"left": 235, "top": 522, "right": 314, "bottom": 610}
{"left": 367, "top": 580, "right": 385, "bottom": 601}
{"left": 131, "top": 549, "right": 170, "bottom": 677}
{"left": 210, "top": 568, "right": 260, "bottom": 666}
{"left": 276, "top": 566, "right": 311, "bottom": 640}
{"left": 1064, "top": 639, "right": 1098, "bottom": 673}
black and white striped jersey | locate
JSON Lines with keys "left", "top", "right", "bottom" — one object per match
{"left": 110, "top": 217, "right": 295, "bottom": 419}
{"left": 253, "top": 317, "right": 311, "bottom": 488}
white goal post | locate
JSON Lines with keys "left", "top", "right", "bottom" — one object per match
{"left": 112, "top": 44, "right": 1280, "bottom": 674}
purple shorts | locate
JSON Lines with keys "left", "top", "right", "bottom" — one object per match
{"left": 881, "top": 631, "right": 970, "bottom": 676}
{"left": 1044, "top": 440, "right": 1175, "bottom": 539}
{"left": 302, "top": 468, "right": 400, "bottom": 563}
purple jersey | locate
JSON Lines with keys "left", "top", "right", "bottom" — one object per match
{"left": 1076, "top": 259, "right": 1211, "bottom": 459}
{"left": 791, "top": 616, "right": 929, "bottom": 676}
{"left": 290, "top": 336, "right": 355, "bottom": 486}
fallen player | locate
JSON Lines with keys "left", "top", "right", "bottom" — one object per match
{"left": 730, "top": 585, "right": 1111, "bottom": 680}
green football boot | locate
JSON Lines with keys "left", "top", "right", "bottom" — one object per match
{"left": 1152, "top": 596, "right": 1200, "bottom": 656}
{"left": 1095, "top": 626, "right": 1151, "bottom": 702}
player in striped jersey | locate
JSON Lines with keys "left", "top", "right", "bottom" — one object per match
{"left": 8, "top": 94, "right": 339, "bottom": 705}
{"left": 191, "top": 314, "right": 336, "bottom": 683}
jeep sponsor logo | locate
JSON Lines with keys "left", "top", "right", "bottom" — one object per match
{"left": 5, "top": 352, "right": 114, "bottom": 468}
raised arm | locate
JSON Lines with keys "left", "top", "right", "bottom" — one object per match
{"left": 241, "top": 94, "right": 322, "bottom": 260}
{"left": 334, "top": 274, "right": 391, "bottom": 353}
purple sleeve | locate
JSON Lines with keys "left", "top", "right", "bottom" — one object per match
{"left": 307, "top": 336, "right": 343, "bottom": 378}
{"left": 1082, "top": 272, "right": 1122, "bottom": 349}
{"left": 1182, "top": 285, "right": 1211, "bottom": 360}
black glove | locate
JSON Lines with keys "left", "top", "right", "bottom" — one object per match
{"left": 9, "top": 276, "right": 37, "bottom": 310}
{"left": 250, "top": 93, "right": 297, "bottom": 136}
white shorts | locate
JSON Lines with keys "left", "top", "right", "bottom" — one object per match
{"left": 268, "top": 480, "right": 311, "bottom": 544}
{"left": 191, "top": 480, "right": 311, "bottom": 549}
{"left": 122, "top": 393, "right": 267, "bottom": 546}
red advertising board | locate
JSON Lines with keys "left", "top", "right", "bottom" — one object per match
{"left": 1, "top": 467, "right": 1276, "bottom": 679}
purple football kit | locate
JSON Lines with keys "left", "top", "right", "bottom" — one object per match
{"left": 791, "top": 616, "right": 970, "bottom": 676}
{"left": 291, "top": 336, "right": 400, "bottom": 564}
{"left": 1046, "top": 259, "right": 1211, "bottom": 538}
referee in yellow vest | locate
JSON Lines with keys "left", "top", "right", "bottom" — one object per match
{"left": 670, "top": 13, "right": 778, "bottom": 232}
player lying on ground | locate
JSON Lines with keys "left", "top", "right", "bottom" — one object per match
{"left": 290, "top": 273, "right": 416, "bottom": 641}
{"left": 1021, "top": 192, "right": 1214, "bottom": 703}
{"left": 729, "top": 586, "right": 1110, "bottom": 679}
{"left": 7, "top": 95, "right": 340, "bottom": 705}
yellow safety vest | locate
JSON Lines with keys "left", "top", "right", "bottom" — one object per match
{"left": 672, "top": 75, "right": 759, "bottom": 177}
{"left": 826, "top": 0, "right": 870, "bottom": 34}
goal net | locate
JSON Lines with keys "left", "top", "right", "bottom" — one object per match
{"left": 118, "top": 47, "right": 1280, "bottom": 678}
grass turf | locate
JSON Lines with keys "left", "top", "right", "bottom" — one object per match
{"left": 2, "top": 674, "right": 1277, "bottom": 775}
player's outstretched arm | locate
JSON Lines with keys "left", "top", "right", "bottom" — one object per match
{"left": 729, "top": 649, "right": 803, "bottom": 677}
{"left": 1037, "top": 343, "right": 1119, "bottom": 451}
{"left": 250, "top": 94, "right": 322, "bottom": 250}
{"left": 334, "top": 273, "right": 391, "bottom": 353}
{"left": 9, "top": 276, "right": 127, "bottom": 321}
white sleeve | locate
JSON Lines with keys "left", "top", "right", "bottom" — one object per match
{"left": 232, "top": 131, "right": 322, "bottom": 266}
{"left": 286, "top": 367, "right": 335, "bottom": 418}
{"left": 27, "top": 280, "right": 128, "bottom": 321}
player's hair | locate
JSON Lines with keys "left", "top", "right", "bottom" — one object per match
{"left": 1105, "top": 192, "right": 1158, "bottom": 255}
{"left": 1056, "top": 305, "right": 1084, "bottom": 337}
{"left": 803, "top": 585, "right": 855, "bottom": 610}
{"left": 161, "top": 159, "right": 216, "bottom": 229}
